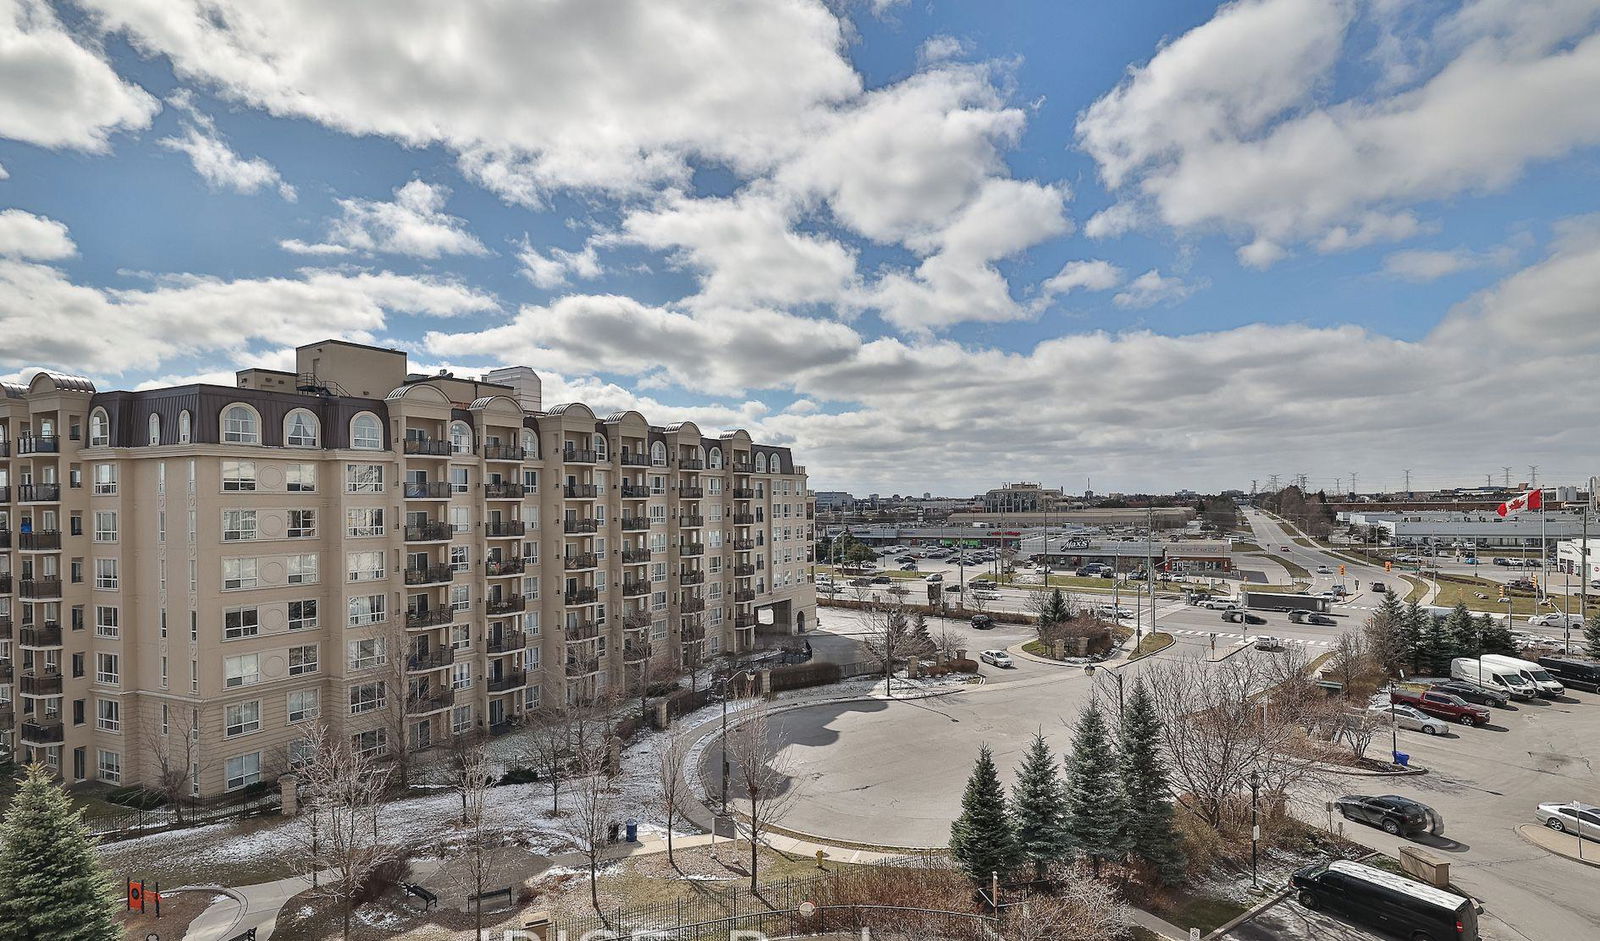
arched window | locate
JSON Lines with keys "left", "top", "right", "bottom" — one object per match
{"left": 593, "top": 434, "right": 608, "bottom": 461}
{"left": 178, "top": 410, "right": 192, "bottom": 444}
{"left": 755, "top": 452, "right": 768, "bottom": 473}
{"left": 88, "top": 409, "right": 110, "bottom": 447}
{"left": 650, "top": 441, "right": 666, "bottom": 467}
{"left": 284, "top": 409, "right": 319, "bottom": 448}
{"left": 522, "top": 430, "right": 538, "bottom": 459}
{"left": 222, "top": 404, "right": 260, "bottom": 445}
{"left": 450, "top": 421, "right": 473, "bottom": 454}
{"left": 350, "top": 413, "right": 383, "bottom": 450}
{"left": 708, "top": 446, "right": 722, "bottom": 469}
{"left": 147, "top": 413, "right": 161, "bottom": 446}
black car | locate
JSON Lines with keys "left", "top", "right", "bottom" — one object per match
{"left": 1492, "top": 557, "right": 1511, "bottom": 566}
{"left": 1429, "top": 680, "right": 1510, "bottom": 707}
{"left": 970, "top": 614, "right": 995, "bottom": 630}
{"left": 1292, "top": 860, "right": 1479, "bottom": 941}
{"left": 1288, "top": 609, "right": 1335, "bottom": 625}
{"left": 1222, "top": 610, "right": 1266, "bottom": 625}
{"left": 1334, "top": 794, "right": 1437, "bottom": 836}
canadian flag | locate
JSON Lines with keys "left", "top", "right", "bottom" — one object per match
{"left": 1497, "top": 489, "right": 1543, "bottom": 517}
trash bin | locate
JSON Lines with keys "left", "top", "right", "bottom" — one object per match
{"left": 626, "top": 818, "right": 639, "bottom": 843}
{"left": 1393, "top": 751, "right": 1410, "bottom": 767}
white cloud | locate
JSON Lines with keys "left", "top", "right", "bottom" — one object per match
{"left": 0, "top": 162, "right": 8, "bottom": 179}
{"left": 0, "top": 208, "right": 76, "bottom": 260}
{"left": 919, "top": 36, "right": 968, "bottom": 64}
{"left": 1382, "top": 248, "right": 1476, "bottom": 281}
{"left": 1314, "top": 211, "right": 1428, "bottom": 253}
{"left": 1237, "top": 238, "right": 1288, "bottom": 269}
{"left": 0, "top": 0, "right": 158, "bottom": 151}
{"left": 1084, "top": 203, "right": 1139, "bottom": 239}
{"left": 291, "top": 180, "right": 487, "bottom": 259}
{"left": 1042, "top": 260, "right": 1124, "bottom": 295}
{"left": 1112, "top": 269, "right": 1197, "bottom": 308}
{"left": 278, "top": 239, "right": 352, "bottom": 257}
{"left": 157, "top": 90, "right": 295, "bottom": 199}
{"left": 517, "top": 240, "right": 603, "bottom": 291}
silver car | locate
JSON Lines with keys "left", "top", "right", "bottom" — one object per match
{"left": 1367, "top": 702, "right": 1448, "bottom": 735}
{"left": 1537, "top": 801, "right": 1600, "bottom": 841}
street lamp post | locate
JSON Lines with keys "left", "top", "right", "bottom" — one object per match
{"left": 1082, "top": 663, "right": 1125, "bottom": 719}
{"left": 1250, "top": 770, "right": 1261, "bottom": 889}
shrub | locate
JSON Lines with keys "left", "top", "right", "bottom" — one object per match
{"left": 353, "top": 858, "right": 411, "bottom": 905}
{"left": 498, "top": 767, "right": 541, "bottom": 786}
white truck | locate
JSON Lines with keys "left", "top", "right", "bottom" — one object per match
{"left": 1478, "top": 653, "right": 1565, "bottom": 697}
{"left": 1450, "top": 657, "right": 1538, "bottom": 701}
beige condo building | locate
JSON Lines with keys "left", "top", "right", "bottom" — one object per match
{"left": 0, "top": 340, "right": 816, "bottom": 798}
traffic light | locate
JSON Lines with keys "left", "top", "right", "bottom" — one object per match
{"left": 1384, "top": 561, "right": 1392, "bottom": 571}
{"left": 1338, "top": 564, "right": 1346, "bottom": 576}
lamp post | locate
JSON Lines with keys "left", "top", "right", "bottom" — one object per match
{"left": 1249, "top": 769, "right": 1261, "bottom": 889}
{"left": 1082, "top": 663, "right": 1125, "bottom": 719}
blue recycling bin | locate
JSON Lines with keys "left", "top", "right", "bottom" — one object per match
{"left": 1392, "top": 751, "right": 1410, "bottom": 767}
{"left": 626, "top": 818, "right": 639, "bottom": 842}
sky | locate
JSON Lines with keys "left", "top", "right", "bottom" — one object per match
{"left": 1, "top": 0, "right": 1598, "bottom": 497}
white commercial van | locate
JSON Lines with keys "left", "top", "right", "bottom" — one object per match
{"left": 1450, "top": 658, "right": 1538, "bottom": 701}
{"left": 1478, "top": 654, "right": 1565, "bottom": 697}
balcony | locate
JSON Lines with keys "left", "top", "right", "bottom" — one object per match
{"left": 20, "top": 623, "right": 63, "bottom": 648}
{"left": 732, "top": 513, "right": 756, "bottom": 525}
{"left": 484, "top": 444, "right": 526, "bottom": 462}
{"left": 404, "top": 564, "right": 453, "bottom": 587}
{"left": 405, "top": 646, "right": 456, "bottom": 672}
{"left": 0, "top": 530, "right": 9, "bottom": 549}
{"left": 733, "top": 563, "right": 756, "bottom": 577}
{"left": 0, "top": 487, "right": 8, "bottom": 503}
{"left": 732, "top": 487, "right": 755, "bottom": 499}
{"left": 621, "top": 578, "right": 650, "bottom": 597}
{"left": 0, "top": 440, "right": 7, "bottom": 456}
{"left": 619, "top": 453, "right": 651, "bottom": 467}
{"left": 0, "top": 660, "right": 11, "bottom": 683}
{"left": 679, "top": 486, "right": 705, "bottom": 498}
{"left": 405, "top": 521, "right": 453, "bottom": 542}
{"left": 488, "top": 669, "right": 528, "bottom": 693}
{"left": 620, "top": 483, "right": 649, "bottom": 498}
{"left": 403, "top": 438, "right": 452, "bottom": 457}
{"left": 731, "top": 539, "right": 756, "bottom": 551}
{"left": 486, "top": 558, "right": 525, "bottom": 577}
{"left": 679, "top": 458, "right": 704, "bottom": 470}
{"left": 0, "top": 616, "right": 11, "bottom": 639}
{"left": 732, "top": 462, "right": 756, "bottom": 474}
{"left": 487, "top": 629, "right": 527, "bottom": 654}
{"left": 20, "top": 671, "right": 63, "bottom": 696}
{"left": 0, "top": 574, "right": 9, "bottom": 593}
{"left": 406, "top": 608, "right": 454, "bottom": 629}
{"left": 678, "top": 515, "right": 705, "bottom": 528}
{"left": 564, "top": 587, "right": 598, "bottom": 605}
{"left": 563, "top": 483, "right": 598, "bottom": 499}
{"left": 621, "top": 547, "right": 651, "bottom": 564}
{"left": 565, "top": 619, "right": 599, "bottom": 641}
{"left": 18, "top": 484, "right": 60, "bottom": 503}
{"left": 18, "top": 530, "right": 61, "bottom": 551}
{"left": 619, "top": 516, "right": 648, "bottom": 531}
{"left": 679, "top": 569, "right": 705, "bottom": 585}
{"left": 486, "top": 595, "right": 526, "bottom": 615}
{"left": 806, "top": 508, "right": 815, "bottom": 520}
{"left": 735, "top": 614, "right": 758, "bottom": 629}
{"left": 19, "top": 578, "right": 62, "bottom": 600}
{"left": 678, "top": 542, "right": 704, "bottom": 556}
{"left": 485, "top": 482, "right": 525, "bottom": 499}
{"left": 0, "top": 704, "right": 10, "bottom": 726}
{"left": 406, "top": 688, "right": 456, "bottom": 715}
{"left": 20, "top": 719, "right": 64, "bottom": 745}
{"left": 623, "top": 642, "right": 650, "bottom": 663}
{"left": 734, "top": 588, "right": 757, "bottom": 603}
{"left": 563, "top": 518, "right": 599, "bottom": 534}
{"left": 562, "top": 448, "right": 597, "bottom": 464}
{"left": 564, "top": 552, "right": 599, "bottom": 571}
{"left": 485, "top": 520, "right": 526, "bottom": 538}
{"left": 565, "top": 657, "right": 600, "bottom": 678}
{"left": 17, "top": 435, "right": 60, "bottom": 455}
{"left": 404, "top": 481, "right": 452, "bottom": 499}
{"left": 680, "top": 596, "right": 706, "bottom": 613}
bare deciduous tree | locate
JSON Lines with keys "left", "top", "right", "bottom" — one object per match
{"left": 139, "top": 702, "right": 206, "bottom": 825}
{"left": 1339, "top": 708, "right": 1384, "bottom": 761}
{"left": 444, "top": 727, "right": 491, "bottom": 826}
{"left": 445, "top": 743, "right": 499, "bottom": 941}
{"left": 652, "top": 727, "right": 690, "bottom": 869}
{"left": 724, "top": 700, "right": 800, "bottom": 892}
{"left": 378, "top": 631, "right": 419, "bottom": 789}
{"left": 557, "top": 741, "right": 622, "bottom": 912}
{"left": 1006, "top": 875, "right": 1133, "bottom": 941}
{"left": 860, "top": 599, "right": 916, "bottom": 696}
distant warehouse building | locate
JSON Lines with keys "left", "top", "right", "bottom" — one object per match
{"left": 1345, "top": 510, "right": 1587, "bottom": 548}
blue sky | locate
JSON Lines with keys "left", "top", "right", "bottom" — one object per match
{"left": 2, "top": 0, "right": 1598, "bottom": 495}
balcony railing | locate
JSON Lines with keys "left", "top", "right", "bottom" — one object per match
{"left": 20, "top": 671, "right": 63, "bottom": 696}
{"left": 735, "top": 614, "right": 758, "bottom": 629}
{"left": 18, "top": 483, "right": 60, "bottom": 502}
{"left": 406, "top": 647, "right": 456, "bottom": 671}
{"left": 484, "top": 482, "right": 526, "bottom": 499}
{"left": 678, "top": 569, "right": 705, "bottom": 585}
{"left": 563, "top": 518, "right": 599, "bottom": 534}
{"left": 17, "top": 435, "right": 60, "bottom": 455}
{"left": 488, "top": 669, "right": 528, "bottom": 693}
{"left": 564, "top": 587, "right": 598, "bottom": 605}
{"left": 678, "top": 515, "right": 705, "bottom": 528}
{"left": 565, "top": 619, "right": 599, "bottom": 641}
{"left": 619, "top": 453, "right": 651, "bottom": 467}
{"left": 0, "top": 575, "right": 9, "bottom": 594}
{"left": 564, "top": 552, "right": 599, "bottom": 571}
{"left": 405, "top": 521, "right": 453, "bottom": 542}
{"left": 620, "top": 483, "right": 649, "bottom": 498}
{"left": 403, "top": 438, "right": 452, "bottom": 456}
{"left": 20, "top": 623, "right": 64, "bottom": 647}
{"left": 732, "top": 513, "right": 756, "bottom": 525}
{"left": 679, "top": 486, "right": 705, "bottom": 498}
{"left": 404, "top": 564, "right": 453, "bottom": 586}
{"left": 21, "top": 719, "right": 65, "bottom": 744}
{"left": 679, "top": 458, "right": 704, "bottom": 470}
{"left": 18, "top": 531, "right": 61, "bottom": 551}
{"left": 0, "top": 487, "right": 8, "bottom": 503}
{"left": 0, "top": 440, "right": 8, "bottom": 457}
{"left": 565, "top": 657, "right": 600, "bottom": 677}
{"left": 621, "top": 547, "right": 651, "bottom": 563}
{"left": 0, "top": 530, "right": 10, "bottom": 549}
{"left": 564, "top": 483, "right": 598, "bottom": 499}
{"left": 404, "top": 481, "right": 452, "bottom": 499}
{"left": 487, "top": 629, "right": 527, "bottom": 654}
{"left": 731, "top": 539, "right": 756, "bottom": 551}
{"left": 486, "top": 595, "right": 526, "bottom": 615}
{"left": 732, "top": 487, "right": 755, "bottom": 499}
{"left": 732, "top": 462, "right": 756, "bottom": 474}
{"left": 562, "top": 448, "right": 597, "bottom": 464}
{"left": 622, "top": 578, "right": 650, "bottom": 596}
{"left": 734, "top": 588, "right": 757, "bottom": 602}
{"left": 407, "top": 608, "right": 454, "bottom": 629}
{"left": 678, "top": 542, "right": 704, "bottom": 556}
{"left": 733, "top": 563, "right": 756, "bottom": 577}
{"left": 619, "top": 517, "right": 648, "bottom": 531}
{"left": 484, "top": 444, "right": 526, "bottom": 461}
{"left": 406, "top": 688, "right": 457, "bottom": 714}
{"left": 485, "top": 520, "right": 527, "bottom": 538}
{"left": 19, "top": 578, "right": 62, "bottom": 600}
{"left": 0, "top": 616, "right": 11, "bottom": 640}
{"left": 680, "top": 596, "right": 706, "bottom": 613}
{"left": 806, "top": 508, "right": 815, "bottom": 520}
{"left": 486, "top": 558, "right": 526, "bottom": 577}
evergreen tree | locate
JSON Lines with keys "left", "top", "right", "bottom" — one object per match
{"left": 1585, "top": 611, "right": 1600, "bottom": 660}
{"left": 1041, "top": 589, "right": 1072, "bottom": 626}
{"left": 1119, "top": 680, "right": 1186, "bottom": 884}
{"left": 1364, "top": 590, "right": 1408, "bottom": 674}
{"left": 1063, "top": 703, "right": 1126, "bottom": 877}
{"left": 0, "top": 764, "right": 121, "bottom": 941}
{"left": 1444, "top": 602, "right": 1477, "bottom": 658}
{"left": 1009, "top": 732, "right": 1071, "bottom": 881}
{"left": 950, "top": 745, "right": 1018, "bottom": 881}
{"left": 1401, "top": 600, "right": 1428, "bottom": 674}
{"left": 1416, "top": 610, "right": 1453, "bottom": 675}
{"left": 1478, "top": 613, "right": 1515, "bottom": 655}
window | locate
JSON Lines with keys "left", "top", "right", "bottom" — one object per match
{"left": 88, "top": 409, "right": 110, "bottom": 447}
{"left": 288, "top": 643, "right": 319, "bottom": 675}
{"left": 652, "top": 591, "right": 667, "bottom": 612}
{"left": 285, "top": 410, "right": 319, "bottom": 448}
{"left": 147, "top": 413, "right": 161, "bottom": 446}
{"left": 95, "top": 605, "right": 119, "bottom": 638}
{"left": 349, "top": 681, "right": 386, "bottom": 715}
{"left": 450, "top": 421, "right": 473, "bottom": 454}
{"left": 348, "top": 636, "right": 387, "bottom": 670}
{"left": 523, "top": 647, "right": 541, "bottom": 670}
{"left": 451, "top": 661, "right": 472, "bottom": 690}
{"left": 288, "top": 509, "right": 316, "bottom": 538}
{"left": 178, "top": 410, "right": 191, "bottom": 443}
{"left": 224, "top": 606, "right": 260, "bottom": 640}
{"left": 450, "top": 545, "right": 470, "bottom": 572}
{"left": 351, "top": 413, "right": 383, "bottom": 450}
{"left": 451, "top": 704, "right": 473, "bottom": 735}
{"left": 224, "top": 752, "right": 262, "bottom": 791}
{"left": 522, "top": 430, "right": 538, "bottom": 458}
{"left": 222, "top": 509, "right": 258, "bottom": 541}
{"left": 651, "top": 441, "right": 666, "bottom": 466}
{"left": 449, "top": 505, "right": 471, "bottom": 533}
{"left": 347, "top": 550, "right": 385, "bottom": 582}
{"left": 651, "top": 562, "right": 667, "bottom": 583}
{"left": 522, "top": 469, "right": 539, "bottom": 492}
{"left": 449, "top": 584, "right": 470, "bottom": 613}
{"left": 222, "top": 558, "right": 260, "bottom": 590}
{"left": 346, "top": 463, "right": 384, "bottom": 493}
{"left": 288, "top": 689, "right": 319, "bottom": 724}
{"left": 93, "top": 463, "right": 118, "bottom": 495}
{"left": 287, "top": 738, "right": 314, "bottom": 767}
{"left": 649, "top": 504, "right": 667, "bottom": 522}
{"left": 93, "top": 510, "right": 117, "bottom": 542}
{"left": 593, "top": 434, "right": 608, "bottom": 461}
{"left": 287, "top": 553, "right": 318, "bottom": 585}
{"left": 94, "top": 558, "right": 118, "bottom": 589}
{"left": 289, "top": 600, "right": 318, "bottom": 632}
{"left": 96, "top": 699, "right": 121, "bottom": 732}
{"left": 98, "top": 750, "right": 122, "bottom": 784}
{"left": 222, "top": 460, "right": 257, "bottom": 491}
{"left": 346, "top": 507, "right": 384, "bottom": 537}
{"left": 224, "top": 654, "right": 261, "bottom": 688}
{"left": 96, "top": 652, "right": 120, "bottom": 685}
{"left": 709, "top": 446, "right": 722, "bottom": 469}
{"left": 287, "top": 463, "right": 316, "bottom": 492}
{"left": 756, "top": 452, "right": 768, "bottom": 473}
{"left": 348, "top": 594, "right": 387, "bottom": 627}
{"left": 222, "top": 404, "right": 261, "bottom": 444}
{"left": 351, "top": 728, "right": 388, "bottom": 758}
{"left": 225, "top": 701, "right": 262, "bottom": 737}
{"left": 651, "top": 618, "right": 668, "bottom": 640}
{"left": 650, "top": 475, "right": 666, "bottom": 495}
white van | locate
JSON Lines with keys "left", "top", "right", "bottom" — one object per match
{"left": 1479, "top": 653, "right": 1565, "bottom": 697}
{"left": 1451, "top": 658, "right": 1537, "bottom": 701}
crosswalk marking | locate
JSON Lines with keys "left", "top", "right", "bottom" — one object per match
{"left": 1165, "top": 628, "right": 1335, "bottom": 648}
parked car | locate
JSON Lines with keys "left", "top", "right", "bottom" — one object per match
{"left": 1316, "top": 565, "right": 1332, "bottom": 574}
{"left": 1492, "top": 557, "right": 1512, "bottom": 566}
{"left": 1223, "top": 610, "right": 1267, "bottom": 625}
{"left": 970, "top": 614, "right": 995, "bottom": 630}
{"left": 1095, "top": 604, "right": 1134, "bottom": 618}
{"left": 1334, "top": 794, "right": 1438, "bottom": 836}
{"left": 1428, "top": 680, "right": 1510, "bottom": 708}
{"left": 1369, "top": 702, "right": 1449, "bottom": 735}
{"left": 1528, "top": 612, "right": 1583, "bottom": 629}
{"left": 1507, "top": 578, "right": 1535, "bottom": 591}
{"left": 1390, "top": 688, "right": 1491, "bottom": 726}
{"left": 980, "top": 649, "right": 1015, "bottom": 669}
{"left": 1197, "top": 597, "right": 1237, "bottom": 610}
{"left": 1288, "top": 609, "right": 1335, "bottom": 625}
{"left": 924, "top": 572, "right": 944, "bottom": 583}
{"left": 887, "top": 585, "right": 910, "bottom": 596}
{"left": 1291, "top": 860, "right": 1479, "bottom": 941}
{"left": 870, "top": 575, "right": 891, "bottom": 585}
{"left": 1370, "top": 581, "right": 1388, "bottom": 593}
{"left": 1536, "top": 801, "right": 1600, "bottom": 842}
{"left": 899, "top": 563, "right": 918, "bottom": 571}
{"left": 1254, "top": 635, "right": 1285, "bottom": 651}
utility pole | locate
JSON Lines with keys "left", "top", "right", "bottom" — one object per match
{"left": 1334, "top": 476, "right": 1342, "bottom": 495}
{"left": 1503, "top": 467, "right": 1513, "bottom": 489}
{"left": 1403, "top": 469, "right": 1412, "bottom": 494}
{"left": 1349, "top": 471, "right": 1357, "bottom": 497}
{"left": 1529, "top": 465, "right": 1539, "bottom": 489}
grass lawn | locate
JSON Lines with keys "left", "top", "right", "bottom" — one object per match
{"left": 1426, "top": 574, "right": 1587, "bottom": 617}
{"left": 1133, "top": 632, "right": 1173, "bottom": 658}
{"left": 1022, "top": 640, "right": 1050, "bottom": 657}
{"left": 1264, "top": 553, "right": 1311, "bottom": 580}
{"left": 814, "top": 565, "right": 924, "bottom": 581}
{"left": 1143, "top": 888, "right": 1252, "bottom": 934}
{"left": 1232, "top": 541, "right": 1262, "bottom": 552}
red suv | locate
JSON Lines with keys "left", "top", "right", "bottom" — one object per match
{"left": 1390, "top": 689, "right": 1490, "bottom": 726}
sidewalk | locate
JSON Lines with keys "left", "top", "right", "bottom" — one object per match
{"left": 183, "top": 872, "right": 313, "bottom": 941}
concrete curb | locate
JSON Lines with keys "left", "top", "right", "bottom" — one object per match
{"left": 1514, "top": 823, "right": 1600, "bottom": 868}
{"left": 1320, "top": 763, "right": 1430, "bottom": 777}
{"left": 1204, "top": 885, "right": 1292, "bottom": 939}
{"left": 1127, "top": 631, "right": 1175, "bottom": 662}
